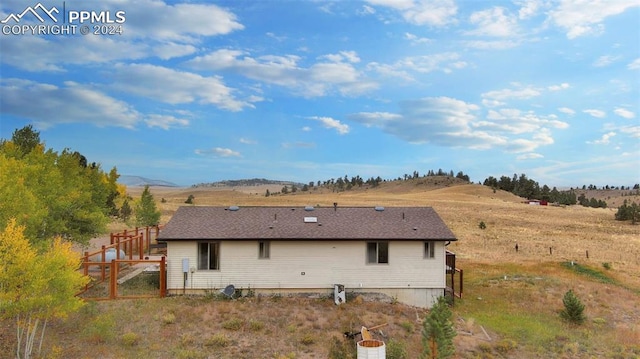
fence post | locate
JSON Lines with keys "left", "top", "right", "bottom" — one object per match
{"left": 459, "top": 269, "right": 464, "bottom": 298}
{"left": 83, "top": 251, "right": 89, "bottom": 291}
{"left": 109, "top": 260, "right": 118, "bottom": 300}
{"left": 160, "top": 257, "right": 166, "bottom": 298}
{"left": 100, "top": 245, "right": 106, "bottom": 282}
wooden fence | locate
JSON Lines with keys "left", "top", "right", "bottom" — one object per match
{"left": 77, "top": 226, "right": 166, "bottom": 300}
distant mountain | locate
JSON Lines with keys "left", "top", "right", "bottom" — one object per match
{"left": 119, "top": 175, "right": 179, "bottom": 187}
{"left": 193, "top": 178, "right": 303, "bottom": 188}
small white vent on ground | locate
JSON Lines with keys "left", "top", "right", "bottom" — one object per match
{"left": 304, "top": 216, "right": 318, "bottom": 223}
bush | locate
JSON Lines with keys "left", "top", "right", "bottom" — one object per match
{"left": 560, "top": 290, "right": 586, "bottom": 324}
{"left": 121, "top": 332, "right": 140, "bottom": 347}
{"left": 479, "top": 221, "right": 487, "bottom": 230}
{"left": 386, "top": 339, "right": 408, "bottom": 359}
{"left": 327, "top": 336, "right": 355, "bottom": 359}
{"left": 222, "top": 318, "right": 244, "bottom": 331}
{"left": 204, "top": 333, "right": 230, "bottom": 347}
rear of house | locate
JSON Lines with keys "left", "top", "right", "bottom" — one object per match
{"left": 157, "top": 205, "right": 457, "bottom": 308}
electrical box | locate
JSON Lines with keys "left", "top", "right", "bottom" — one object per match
{"left": 182, "top": 258, "right": 189, "bottom": 273}
{"left": 334, "top": 284, "right": 346, "bottom": 305}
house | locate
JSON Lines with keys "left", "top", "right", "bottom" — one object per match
{"left": 157, "top": 205, "right": 458, "bottom": 308}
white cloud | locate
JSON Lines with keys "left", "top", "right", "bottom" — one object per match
{"left": 516, "top": 0, "right": 543, "bottom": 19}
{"left": 482, "top": 85, "right": 541, "bottom": 101}
{"left": 593, "top": 55, "right": 621, "bottom": 67}
{"left": 558, "top": 107, "right": 576, "bottom": 115}
{"left": 111, "top": 63, "right": 254, "bottom": 111}
{"left": 548, "top": 83, "right": 570, "bottom": 91}
{"left": 405, "top": 32, "right": 432, "bottom": 44}
{"left": 186, "top": 49, "right": 377, "bottom": 97}
{"left": 517, "top": 153, "right": 544, "bottom": 160}
{"left": 628, "top": 58, "right": 640, "bottom": 70}
{"left": 587, "top": 132, "right": 616, "bottom": 145}
{"left": 466, "top": 7, "right": 518, "bottom": 37}
{"left": 307, "top": 116, "right": 350, "bottom": 135}
{"left": 195, "top": 147, "right": 242, "bottom": 157}
{"left": 0, "top": 79, "right": 139, "bottom": 129}
{"left": 239, "top": 138, "right": 257, "bottom": 145}
{"left": 368, "top": 52, "right": 466, "bottom": 80}
{"left": 583, "top": 109, "right": 606, "bottom": 118}
{"left": 620, "top": 126, "right": 640, "bottom": 138}
{"left": 548, "top": 0, "right": 640, "bottom": 39}
{"left": 145, "top": 115, "right": 189, "bottom": 130}
{"left": 365, "top": 0, "right": 458, "bottom": 26}
{"left": 121, "top": 0, "right": 244, "bottom": 42}
{"left": 614, "top": 108, "right": 635, "bottom": 119}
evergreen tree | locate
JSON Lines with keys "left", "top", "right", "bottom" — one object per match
{"left": 10, "top": 124, "right": 41, "bottom": 157}
{"left": 420, "top": 296, "right": 456, "bottom": 359}
{"left": 135, "top": 185, "right": 161, "bottom": 226}
{"left": 560, "top": 289, "right": 586, "bottom": 324}
{"left": 119, "top": 199, "right": 132, "bottom": 221}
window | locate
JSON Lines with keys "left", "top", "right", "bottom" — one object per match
{"left": 424, "top": 241, "right": 435, "bottom": 259}
{"left": 258, "top": 241, "right": 270, "bottom": 259}
{"left": 366, "top": 242, "right": 388, "bottom": 264}
{"left": 198, "top": 242, "right": 219, "bottom": 270}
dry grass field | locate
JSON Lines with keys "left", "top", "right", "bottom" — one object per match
{"left": 2, "top": 179, "right": 638, "bottom": 358}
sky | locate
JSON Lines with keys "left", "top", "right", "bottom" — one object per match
{"left": 1, "top": 0, "right": 639, "bottom": 188}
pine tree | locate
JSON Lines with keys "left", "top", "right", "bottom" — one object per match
{"left": 420, "top": 296, "right": 456, "bottom": 359}
{"left": 560, "top": 289, "right": 586, "bottom": 324}
{"left": 135, "top": 185, "right": 161, "bottom": 226}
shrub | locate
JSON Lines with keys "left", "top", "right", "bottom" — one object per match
{"left": 479, "top": 221, "right": 487, "bottom": 230}
{"left": 560, "top": 290, "right": 586, "bottom": 324}
{"left": 327, "top": 336, "right": 355, "bottom": 359}
{"left": 300, "top": 333, "right": 315, "bottom": 345}
{"left": 222, "top": 318, "right": 244, "bottom": 331}
{"left": 121, "top": 332, "right": 140, "bottom": 347}
{"left": 386, "top": 339, "right": 408, "bottom": 359}
{"left": 249, "top": 320, "right": 265, "bottom": 331}
{"left": 204, "top": 333, "right": 230, "bottom": 347}
{"left": 162, "top": 312, "right": 176, "bottom": 325}
{"left": 602, "top": 262, "right": 611, "bottom": 270}
{"left": 399, "top": 320, "right": 414, "bottom": 333}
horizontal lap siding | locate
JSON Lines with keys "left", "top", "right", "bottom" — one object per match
{"left": 166, "top": 241, "right": 446, "bottom": 291}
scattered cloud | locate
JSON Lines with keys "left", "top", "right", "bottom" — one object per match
{"left": 0, "top": 79, "right": 139, "bottom": 129}
{"left": 593, "top": 55, "right": 621, "bottom": 67}
{"left": 404, "top": 32, "right": 432, "bottom": 44}
{"left": 587, "top": 131, "right": 616, "bottom": 145}
{"left": 466, "top": 7, "right": 518, "bottom": 37}
{"left": 195, "top": 147, "right": 242, "bottom": 157}
{"left": 239, "top": 138, "right": 257, "bottom": 145}
{"left": 307, "top": 116, "right": 350, "bottom": 135}
{"left": 548, "top": 83, "right": 570, "bottom": 91}
{"left": 145, "top": 114, "right": 189, "bottom": 130}
{"left": 558, "top": 107, "right": 576, "bottom": 115}
{"left": 628, "top": 58, "right": 640, "bottom": 70}
{"left": 547, "top": 0, "right": 640, "bottom": 39}
{"left": 482, "top": 84, "right": 542, "bottom": 101}
{"left": 583, "top": 109, "right": 606, "bottom": 118}
{"left": 613, "top": 108, "right": 635, "bottom": 119}
{"left": 517, "top": 152, "right": 544, "bottom": 160}
{"left": 365, "top": 0, "right": 458, "bottom": 27}
{"left": 111, "top": 63, "right": 254, "bottom": 111}
{"left": 186, "top": 49, "right": 377, "bottom": 97}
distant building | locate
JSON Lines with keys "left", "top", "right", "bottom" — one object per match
{"left": 157, "top": 205, "right": 458, "bottom": 308}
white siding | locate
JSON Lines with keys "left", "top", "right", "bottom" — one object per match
{"left": 166, "top": 240, "right": 447, "bottom": 307}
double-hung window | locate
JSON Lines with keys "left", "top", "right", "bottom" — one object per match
{"left": 366, "top": 241, "right": 388, "bottom": 264}
{"left": 424, "top": 241, "right": 435, "bottom": 259}
{"left": 198, "top": 242, "right": 219, "bottom": 270}
{"left": 258, "top": 241, "right": 270, "bottom": 259}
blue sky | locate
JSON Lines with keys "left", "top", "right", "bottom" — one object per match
{"left": 1, "top": 0, "right": 639, "bottom": 187}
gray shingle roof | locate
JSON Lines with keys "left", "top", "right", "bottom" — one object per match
{"left": 158, "top": 206, "right": 457, "bottom": 241}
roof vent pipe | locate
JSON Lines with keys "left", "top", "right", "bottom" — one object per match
{"left": 402, "top": 212, "right": 405, "bottom": 220}
{"left": 333, "top": 202, "right": 338, "bottom": 211}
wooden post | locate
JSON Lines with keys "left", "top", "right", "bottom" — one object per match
{"left": 549, "top": 247, "right": 553, "bottom": 255}
{"left": 459, "top": 269, "right": 463, "bottom": 298}
{"left": 586, "top": 250, "right": 589, "bottom": 259}
{"left": 100, "top": 245, "right": 106, "bottom": 282}
{"left": 159, "top": 257, "right": 166, "bottom": 298}
{"left": 83, "top": 251, "right": 89, "bottom": 291}
{"left": 138, "top": 234, "right": 144, "bottom": 259}
{"left": 109, "top": 260, "right": 118, "bottom": 300}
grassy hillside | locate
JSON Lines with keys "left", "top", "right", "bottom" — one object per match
{"left": 3, "top": 180, "right": 638, "bottom": 358}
